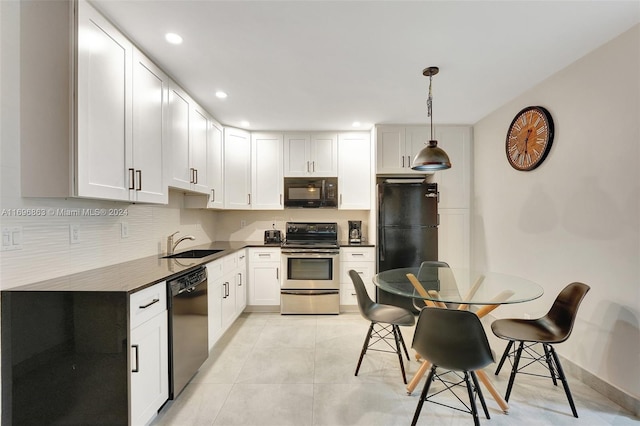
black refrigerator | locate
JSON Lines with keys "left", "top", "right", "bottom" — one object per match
{"left": 377, "top": 179, "right": 438, "bottom": 312}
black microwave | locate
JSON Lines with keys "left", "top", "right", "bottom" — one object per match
{"left": 283, "top": 178, "right": 338, "bottom": 208}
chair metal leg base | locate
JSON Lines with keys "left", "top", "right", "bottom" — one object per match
{"left": 355, "top": 321, "right": 409, "bottom": 384}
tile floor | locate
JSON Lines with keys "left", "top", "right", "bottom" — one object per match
{"left": 152, "top": 312, "right": 638, "bottom": 426}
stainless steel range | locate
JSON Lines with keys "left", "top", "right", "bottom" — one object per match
{"left": 280, "top": 222, "right": 340, "bottom": 314}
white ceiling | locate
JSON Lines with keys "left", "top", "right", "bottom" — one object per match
{"left": 92, "top": 1, "right": 640, "bottom": 131}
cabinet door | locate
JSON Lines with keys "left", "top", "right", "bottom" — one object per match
{"left": 433, "top": 126, "right": 472, "bottom": 209}
{"left": 235, "top": 250, "right": 247, "bottom": 312}
{"left": 130, "top": 311, "right": 169, "bottom": 426}
{"left": 338, "top": 132, "right": 371, "bottom": 209}
{"left": 283, "top": 133, "right": 310, "bottom": 176}
{"left": 252, "top": 133, "right": 284, "bottom": 209}
{"left": 438, "top": 208, "right": 470, "bottom": 268}
{"left": 221, "top": 272, "right": 236, "bottom": 329}
{"left": 249, "top": 264, "right": 281, "bottom": 305}
{"left": 168, "top": 84, "right": 192, "bottom": 190}
{"left": 76, "top": 0, "right": 132, "bottom": 200}
{"left": 405, "top": 126, "right": 432, "bottom": 173}
{"left": 189, "top": 105, "right": 209, "bottom": 194}
{"left": 206, "top": 261, "right": 224, "bottom": 349}
{"left": 131, "top": 49, "right": 167, "bottom": 204}
{"left": 376, "top": 126, "right": 406, "bottom": 174}
{"left": 224, "top": 128, "right": 252, "bottom": 209}
{"left": 207, "top": 120, "right": 224, "bottom": 209}
{"left": 309, "top": 133, "right": 338, "bottom": 176}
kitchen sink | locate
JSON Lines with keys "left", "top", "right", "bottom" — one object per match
{"left": 164, "top": 249, "right": 224, "bottom": 259}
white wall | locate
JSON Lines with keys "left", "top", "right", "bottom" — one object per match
{"left": 0, "top": 2, "right": 216, "bottom": 289}
{"left": 472, "top": 25, "right": 639, "bottom": 400}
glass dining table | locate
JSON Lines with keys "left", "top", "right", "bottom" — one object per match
{"left": 373, "top": 266, "right": 544, "bottom": 413}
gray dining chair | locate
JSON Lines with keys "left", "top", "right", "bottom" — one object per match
{"left": 349, "top": 269, "right": 415, "bottom": 384}
{"left": 413, "top": 260, "right": 451, "bottom": 310}
{"left": 491, "top": 282, "right": 590, "bottom": 418}
{"left": 411, "top": 307, "right": 494, "bottom": 426}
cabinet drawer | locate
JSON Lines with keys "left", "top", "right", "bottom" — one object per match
{"left": 340, "top": 280, "right": 376, "bottom": 305}
{"left": 250, "top": 248, "right": 281, "bottom": 263}
{"left": 130, "top": 281, "right": 167, "bottom": 329}
{"left": 340, "top": 247, "right": 375, "bottom": 262}
{"left": 340, "top": 262, "right": 375, "bottom": 284}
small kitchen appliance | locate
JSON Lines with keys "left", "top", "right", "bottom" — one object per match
{"left": 264, "top": 229, "right": 282, "bottom": 245}
{"left": 348, "top": 220, "right": 362, "bottom": 244}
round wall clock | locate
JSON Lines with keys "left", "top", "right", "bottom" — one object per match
{"left": 505, "top": 106, "right": 554, "bottom": 171}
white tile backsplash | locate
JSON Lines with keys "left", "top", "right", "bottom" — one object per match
{"left": 0, "top": 189, "right": 216, "bottom": 289}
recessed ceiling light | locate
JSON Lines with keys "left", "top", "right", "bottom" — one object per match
{"left": 240, "top": 121, "right": 250, "bottom": 127}
{"left": 352, "top": 121, "right": 361, "bottom": 127}
{"left": 215, "top": 91, "right": 228, "bottom": 99}
{"left": 165, "top": 33, "right": 183, "bottom": 45}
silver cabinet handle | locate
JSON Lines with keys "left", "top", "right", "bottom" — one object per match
{"left": 131, "top": 344, "right": 139, "bottom": 373}
{"left": 312, "top": 161, "right": 315, "bottom": 172}
{"left": 211, "top": 189, "right": 215, "bottom": 202}
{"left": 276, "top": 267, "right": 279, "bottom": 280}
{"left": 248, "top": 194, "right": 251, "bottom": 205}
{"left": 190, "top": 168, "right": 195, "bottom": 183}
{"left": 136, "top": 170, "right": 142, "bottom": 191}
{"left": 128, "top": 168, "right": 135, "bottom": 190}
{"left": 407, "top": 156, "right": 411, "bottom": 168}
{"left": 402, "top": 156, "right": 405, "bottom": 168}
{"left": 307, "top": 161, "right": 310, "bottom": 173}
{"left": 194, "top": 168, "right": 198, "bottom": 184}
{"left": 237, "top": 272, "right": 242, "bottom": 286}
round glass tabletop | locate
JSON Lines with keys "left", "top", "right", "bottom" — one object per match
{"left": 373, "top": 266, "right": 543, "bottom": 305}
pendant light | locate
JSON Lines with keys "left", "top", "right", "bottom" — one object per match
{"left": 411, "top": 66, "right": 452, "bottom": 171}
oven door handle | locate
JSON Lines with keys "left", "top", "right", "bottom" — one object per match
{"left": 281, "top": 290, "right": 339, "bottom": 295}
{"left": 282, "top": 251, "right": 340, "bottom": 257}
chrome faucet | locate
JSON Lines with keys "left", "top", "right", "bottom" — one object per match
{"left": 167, "top": 231, "right": 195, "bottom": 255}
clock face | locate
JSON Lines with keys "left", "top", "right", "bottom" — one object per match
{"left": 505, "top": 106, "right": 554, "bottom": 171}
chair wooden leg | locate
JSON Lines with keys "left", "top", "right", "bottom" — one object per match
{"left": 464, "top": 371, "right": 481, "bottom": 426}
{"left": 494, "top": 340, "right": 514, "bottom": 375}
{"left": 355, "top": 322, "right": 374, "bottom": 377}
{"left": 406, "top": 359, "right": 431, "bottom": 395}
{"left": 392, "top": 325, "right": 407, "bottom": 384}
{"left": 505, "top": 341, "right": 524, "bottom": 401}
{"left": 411, "top": 365, "right": 436, "bottom": 426}
{"left": 549, "top": 345, "right": 579, "bottom": 418}
{"left": 471, "top": 371, "right": 490, "bottom": 419}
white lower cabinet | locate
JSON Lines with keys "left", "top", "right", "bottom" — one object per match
{"left": 129, "top": 282, "right": 169, "bottom": 426}
{"left": 206, "top": 259, "right": 224, "bottom": 350}
{"left": 208, "top": 250, "right": 247, "bottom": 348}
{"left": 340, "top": 247, "right": 376, "bottom": 308}
{"left": 248, "top": 248, "right": 281, "bottom": 307}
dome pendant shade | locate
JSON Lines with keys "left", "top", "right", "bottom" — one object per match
{"left": 412, "top": 140, "right": 451, "bottom": 171}
{"left": 411, "top": 66, "right": 452, "bottom": 171}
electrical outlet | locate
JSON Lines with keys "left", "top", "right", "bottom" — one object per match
{"left": 240, "top": 220, "right": 246, "bottom": 228}
{"left": 69, "top": 224, "right": 80, "bottom": 244}
{"left": 121, "top": 222, "right": 129, "bottom": 238}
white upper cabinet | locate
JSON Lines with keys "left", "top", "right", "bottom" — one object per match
{"left": 207, "top": 120, "right": 225, "bottom": 209}
{"left": 284, "top": 133, "right": 338, "bottom": 177}
{"left": 76, "top": 0, "right": 133, "bottom": 201}
{"left": 251, "top": 133, "right": 284, "bottom": 210}
{"left": 224, "top": 127, "right": 252, "bottom": 209}
{"left": 130, "top": 48, "right": 168, "bottom": 203}
{"left": 167, "top": 83, "right": 209, "bottom": 194}
{"left": 338, "top": 132, "right": 371, "bottom": 210}
{"left": 23, "top": 1, "right": 168, "bottom": 203}
{"left": 376, "top": 126, "right": 429, "bottom": 175}
{"left": 189, "top": 105, "right": 209, "bottom": 193}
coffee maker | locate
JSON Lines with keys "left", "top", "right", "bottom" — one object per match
{"left": 348, "top": 220, "right": 362, "bottom": 244}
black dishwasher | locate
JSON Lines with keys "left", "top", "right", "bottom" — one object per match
{"left": 167, "top": 266, "right": 208, "bottom": 399}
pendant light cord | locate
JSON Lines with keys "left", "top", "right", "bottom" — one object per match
{"left": 427, "top": 73, "right": 434, "bottom": 140}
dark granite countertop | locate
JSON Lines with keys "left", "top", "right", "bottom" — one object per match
{"left": 4, "top": 241, "right": 267, "bottom": 294}
{"left": 4, "top": 241, "right": 375, "bottom": 294}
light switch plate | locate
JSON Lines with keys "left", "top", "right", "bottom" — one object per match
{"left": 1, "top": 226, "right": 23, "bottom": 251}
